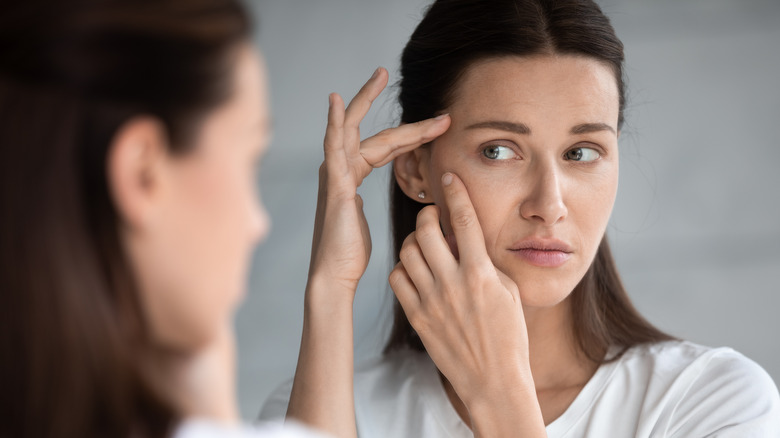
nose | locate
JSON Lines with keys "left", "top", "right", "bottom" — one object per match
{"left": 519, "top": 164, "right": 568, "bottom": 225}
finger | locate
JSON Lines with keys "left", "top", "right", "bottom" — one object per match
{"left": 344, "top": 67, "right": 388, "bottom": 130}
{"left": 414, "top": 205, "right": 458, "bottom": 279}
{"left": 398, "top": 232, "right": 436, "bottom": 297}
{"left": 440, "top": 172, "right": 490, "bottom": 267}
{"left": 359, "top": 115, "right": 450, "bottom": 168}
{"left": 321, "top": 93, "right": 354, "bottom": 197}
{"left": 323, "top": 93, "right": 345, "bottom": 156}
{"left": 389, "top": 262, "right": 421, "bottom": 313}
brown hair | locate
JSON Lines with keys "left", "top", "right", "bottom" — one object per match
{"left": 385, "top": 0, "right": 673, "bottom": 361}
{"left": 0, "top": 0, "right": 250, "bottom": 436}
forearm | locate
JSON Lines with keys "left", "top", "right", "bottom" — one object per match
{"left": 286, "top": 276, "right": 357, "bottom": 438}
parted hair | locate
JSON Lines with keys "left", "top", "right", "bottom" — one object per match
{"left": 0, "top": 0, "right": 250, "bottom": 437}
{"left": 386, "top": 0, "right": 673, "bottom": 361}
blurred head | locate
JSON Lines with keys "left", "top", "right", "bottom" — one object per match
{"left": 0, "top": 0, "right": 265, "bottom": 435}
{"left": 387, "top": 0, "right": 671, "bottom": 358}
{"left": 119, "top": 44, "right": 271, "bottom": 352}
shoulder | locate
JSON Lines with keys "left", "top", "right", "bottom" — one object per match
{"left": 617, "top": 341, "right": 780, "bottom": 436}
{"left": 619, "top": 340, "right": 777, "bottom": 395}
{"left": 174, "top": 419, "right": 330, "bottom": 438}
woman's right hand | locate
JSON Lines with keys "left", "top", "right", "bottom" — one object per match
{"left": 389, "top": 172, "right": 547, "bottom": 438}
{"left": 307, "top": 67, "right": 450, "bottom": 299}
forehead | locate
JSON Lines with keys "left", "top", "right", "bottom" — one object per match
{"left": 448, "top": 55, "right": 619, "bottom": 126}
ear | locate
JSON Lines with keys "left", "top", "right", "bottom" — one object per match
{"left": 107, "top": 116, "right": 170, "bottom": 230}
{"left": 393, "top": 147, "right": 433, "bottom": 204}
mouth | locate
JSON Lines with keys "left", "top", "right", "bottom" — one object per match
{"left": 509, "top": 238, "right": 573, "bottom": 268}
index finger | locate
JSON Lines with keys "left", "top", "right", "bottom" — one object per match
{"left": 440, "top": 172, "right": 489, "bottom": 267}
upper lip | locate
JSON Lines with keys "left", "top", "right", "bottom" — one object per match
{"left": 510, "top": 237, "right": 573, "bottom": 253}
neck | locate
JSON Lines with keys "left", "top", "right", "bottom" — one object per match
{"left": 523, "top": 296, "right": 597, "bottom": 390}
{"left": 142, "top": 341, "right": 238, "bottom": 425}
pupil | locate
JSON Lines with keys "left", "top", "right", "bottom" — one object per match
{"left": 568, "top": 149, "right": 583, "bottom": 160}
{"left": 485, "top": 147, "right": 499, "bottom": 159}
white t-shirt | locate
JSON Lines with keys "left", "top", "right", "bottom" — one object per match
{"left": 260, "top": 341, "right": 780, "bottom": 437}
{"left": 174, "top": 419, "right": 329, "bottom": 438}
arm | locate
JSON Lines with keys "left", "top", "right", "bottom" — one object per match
{"left": 285, "top": 68, "right": 450, "bottom": 437}
{"left": 389, "top": 172, "right": 547, "bottom": 438}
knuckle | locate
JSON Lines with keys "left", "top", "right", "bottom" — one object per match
{"left": 451, "top": 209, "right": 476, "bottom": 229}
{"left": 388, "top": 268, "right": 404, "bottom": 289}
{"left": 406, "top": 310, "right": 425, "bottom": 332}
{"left": 398, "top": 238, "right": 418, "bottom": 262}
{"left": 374, "top": 128, "right": 393, "bottom": 141}
{"left": 464, "top": 264, "right": 492, "bottom": 289}
{"left": 417, "top": 205, "right": 438, "bottom": 222}
{"left": 415, "top": 221, "right": 439, "bottom": 241}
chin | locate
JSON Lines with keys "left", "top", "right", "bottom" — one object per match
{"left": 503, "top": 266, "right": 582, "bottom": 309}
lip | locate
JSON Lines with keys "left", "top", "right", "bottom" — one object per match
{"left": 509, "top": 237, "right": 573, "bottom": 268}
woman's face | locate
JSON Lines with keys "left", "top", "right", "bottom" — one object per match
{"left": 423, "top": 55, "right": 619, "bottom": 309}
{"left": 134, "top": 46, "right": 271, "bottom": 350}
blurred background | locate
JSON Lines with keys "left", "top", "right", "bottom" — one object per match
{"left": 237, "top": 0, "right": 780, "bottom": 420}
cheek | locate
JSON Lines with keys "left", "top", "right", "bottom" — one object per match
{"left": 572, "top": 168, "right": 618, "bottom": 245}
{"left": 427, "top": 151, "right": 513, "bottom": 249}
{"left": 148, "top": 157, "right": 257, "bottom": 350}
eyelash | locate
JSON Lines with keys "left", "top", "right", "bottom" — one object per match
{"left": 480, "top": 144, "right": 518, "bottom": 160}
{"left": 478, "top": 142, "right": 604, "bottom": 163}
{"left": 563, "top": 145, "right": 602, "bottom": 162}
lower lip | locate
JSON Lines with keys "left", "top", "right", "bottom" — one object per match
{"left": 511, "top": 249, "right": 571, "bottom": 268}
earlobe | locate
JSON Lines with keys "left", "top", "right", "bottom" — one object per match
{"left": 393, "top": 147, "right": 433, "bottom": 204}
{"left": 107, "top": 117, "right": 169, "bottom": 230}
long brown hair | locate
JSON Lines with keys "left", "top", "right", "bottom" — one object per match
{"left": 0, "top": 1, "right": 250, "bottom": 437}
{"left": 385, "top": 0, "right": 673, "bottom": 361}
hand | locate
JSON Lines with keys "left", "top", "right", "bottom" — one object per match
{"left": 307, "top": 67, "right": 450, "bottom": 298}
{"left": 287, "top": 69, "right": 449, "bottom": 437}
{"left": 389, "top": 172, "right": 534, "bottom": 412}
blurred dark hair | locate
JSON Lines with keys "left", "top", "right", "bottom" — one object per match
{"left": 386, "top": 0, "right": 673, "bottom": 360}
{"left": 0, "top": 0, "right": 250, "bottom": 436}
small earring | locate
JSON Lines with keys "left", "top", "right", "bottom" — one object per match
{"left": 417, "top": 191, "right": 426, "bottom": 200}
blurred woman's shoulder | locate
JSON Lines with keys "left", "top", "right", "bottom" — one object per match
{"left": 175, "top": 418, "right": 329, "bottom": 438}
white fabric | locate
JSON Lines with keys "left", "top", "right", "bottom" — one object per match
{"left": 260, "top": 341, "right": 780, "bottom": 437}
{"left": 174, "top": 418, "right": 328, "bottom": 438}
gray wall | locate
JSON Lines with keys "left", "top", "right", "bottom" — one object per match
{"left": 236, "top": 0, "right": 780, "bottom": 420}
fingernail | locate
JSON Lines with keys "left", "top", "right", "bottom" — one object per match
{"left": 434, "top": 113, "right": 449, "bottom": 121}
{"left": 442, "top": 172, "right": 453, "bottom": 186}
{"left": 371, "top": 67, "right": 381, "bottom": 79}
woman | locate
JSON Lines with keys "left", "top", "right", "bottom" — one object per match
{"left": 0, "top": 0, "right": 441, "bottom": 437}
{"left": 262, "top": 0, "right": 780, "bottom": 436}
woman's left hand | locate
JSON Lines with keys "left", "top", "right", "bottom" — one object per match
{"left": 389, "top": 172, "right": 546, "bottom": 437}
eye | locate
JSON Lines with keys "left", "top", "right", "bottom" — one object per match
{"left": 482, "top": 145, "right": 517, "bottom": 160}
{"left": 564, "top": 147, "right": 600, "bottom": 162}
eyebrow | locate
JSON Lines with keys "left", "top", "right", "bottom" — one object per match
{"left": 465, "top": 120, "right": 616, "bottom": 135}
{"left": 466, "top": 121, "right": 530, "bottom": 135}
{"left": 570, "top": 122, "right": 616, "bottom": 135}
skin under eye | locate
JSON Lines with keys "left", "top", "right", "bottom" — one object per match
{"left": 564, "top": 147, "right": 600, "bottom": 162}
{"left": 482, "top": 144, "right": 517, "bottom": 160}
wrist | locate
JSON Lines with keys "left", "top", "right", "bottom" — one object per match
{"left": 304, "top": 274, "right": 355, "bottom": 316}
{"left": 464, "top": 368, "right": 544, "bottom": 435}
